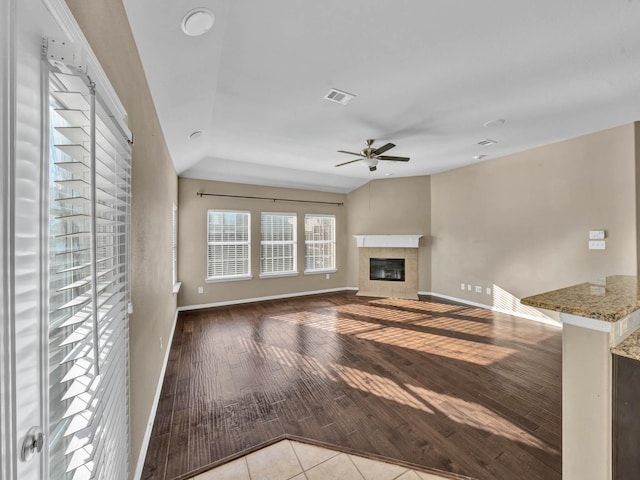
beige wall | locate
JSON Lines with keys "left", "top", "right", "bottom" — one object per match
{"left": 65, "top": 0, "right": 178, "bottom": 471}
{"left": 431, "top": 124, "right": 637, "bottom": 312}
{"left": 635, "top": 122, "right": 640, "bottom": 276}
{"left": 178, "top": 177, "right": 347, "bottom": 306}
{"left": 346, "top": 176, "right": 432, "bottom": 291}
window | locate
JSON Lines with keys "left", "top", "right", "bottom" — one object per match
{"left": 207, "top": 210, "right": 251, "bottom": 280}
{"left": 260, "top": 213, "right": 297, "bottom": 277}
{"left": 47, "top": 69, "right": 131, "bottom": 480}
{"left": 305, "top": 214, "right": 336, "bottom": 273}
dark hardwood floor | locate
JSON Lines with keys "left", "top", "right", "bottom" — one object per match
{"left": 141, "top": 292, "right": 562, "bottom": 480}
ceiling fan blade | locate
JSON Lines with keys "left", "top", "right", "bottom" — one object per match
{"left": 337, "top": 150, "right": 364, "bottom": 157}
{"left": 377, "top": 155, "right": 410, "bottom": 162}
{"left": 335, "top": 158, "right": 362, "bottom": 167}
{"left": 372, "top": 142, "right": 395, "bottom": 155}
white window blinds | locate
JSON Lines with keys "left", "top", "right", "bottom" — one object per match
{"left": 207, "top": 210, "right": 251, "bottom": 280}
{"left": 304, "top": 214, "right": 336, "bottom": 273}
{"left": 261, "top": 213, "right": 297, "bottom": 276}
{"left": 47, "top": 70, "right": 131, "bottom": 480}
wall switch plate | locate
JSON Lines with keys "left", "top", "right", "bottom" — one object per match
{"left": 326, "top": 273, "right": 330, "bottom": 279}
{"left": 475, "top": 286, "right": 482, "bottom": 293}
{"left": 486, "top": 287, "right": 492, "bottom": 295}
{"left": 589, "top": 230, "right": 606, "bottom": 240}
{"left": 467, "top": 284, "right": 471, "bottom": 291}
{"left": 588, "top": 240, "right": 606, "bottom": 250}
{"left": 460, "top": 283, "right": 465, "bottom": 290}
{"left": 198, "top": 286, "right": 204, "bottom": 294}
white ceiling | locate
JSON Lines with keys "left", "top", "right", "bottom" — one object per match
{"left": 123, "top": 0, "right": 640, "bottom": 193}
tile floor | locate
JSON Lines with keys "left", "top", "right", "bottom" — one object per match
{"left": 190, "top": 439, "right": 465, "bottom": 480}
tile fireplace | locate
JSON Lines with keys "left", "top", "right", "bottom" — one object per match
{"left": 353, "top": 235, "right": 422, "bottom": 299}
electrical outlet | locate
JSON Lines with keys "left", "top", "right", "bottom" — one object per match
{"left": 475, "top": 286, "right": 482, "bottom": 293}
{"left": 467, "top": 284, "right": 471, "bottom": 291}
{"left": 460, "top": 283, "right": 465, "bottom": 290}
{"left": 326, "top": 273, "right": 330, "bottom": 280}
{"left": 198, "top": 286, "right": 203, "bottom": 294}
{"left": 159, "top": 337, "right": 163, "bottom": 351}
{"left": 486, "top": 287, "right": 492, "bottom": 295}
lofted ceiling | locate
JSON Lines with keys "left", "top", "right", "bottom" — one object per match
{"left": 122, "top": 0, "right": 640, "bottom": 193}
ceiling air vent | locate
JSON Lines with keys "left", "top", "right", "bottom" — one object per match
{"left": 477, "top": 138, "right": 498, "bottom": 147}
{"left": 324, "top": 88, "right": 355, "bottom": 105}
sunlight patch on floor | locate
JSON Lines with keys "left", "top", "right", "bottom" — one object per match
{"left": 338, "top": 303, "right": 426, "bottom": 322}
{"left": 411, "top": 317, "right": 554, "bottom": 345}
{"left": 239, "top": 336, "right": 547, "bottom": 454}
{"left": 370, "top": 298, "right": 466, "bottom": 315}
{"left": 271, "top": 307, "right": 517, "bottom": 365}
{"left": 333, "top": 364, "right": 433, "bottom": 414}
{"left": 405, "top": 384, "right": 558, "bottom": 453}
{"left": 355, "top": 325, "right": 516, "bottom": 365}
{"left": 241, "top": 337, "right": 433, "bottom": 413}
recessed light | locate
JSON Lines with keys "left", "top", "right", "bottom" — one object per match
{"left": 483, "top": 118, "right": 506, "bottom": 128}
{"left": 384, "top": 173, "right": 394, "bottom": 176}
{"left": 474, "top": 154, "right": 487, "bottom": 160}
{"left": 181, "top": 8, "right": 215, "bottom": 37}
{"left": 477, "top": 139, "right": 498, "bottom": 147}
{"left": 189, "top": 130, "right": 203, "bottom": 140}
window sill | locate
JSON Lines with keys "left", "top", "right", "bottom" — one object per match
{"left": 172, "top": 282, "right": 182, "bottom": 295}
{"left": 206, "top": 275, "right": 253, "bottom": 284}
{"left": 304, "top": 269, "right": 337, "bottom": 276}
{"left": 259, "top": 271, "right": 299, "bottom": 280}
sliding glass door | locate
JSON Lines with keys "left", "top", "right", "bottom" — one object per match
{"left": 2, "top": 1, "right": 132, "bottom": 478}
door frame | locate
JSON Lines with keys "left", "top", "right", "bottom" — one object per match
{"left": 1, "top": 0, "right": 17, "bottom": 477}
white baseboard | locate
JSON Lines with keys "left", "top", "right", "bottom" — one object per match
{"left": 178, "top": 287, "right": 358, "bottom": 312}
{"left": 419, "top": 291, "right": 562, "bottom": 328}
{"left": 178, "top": 288, "right": 558, "bottom": 328}
{"left": 133, "top": 307, "right": 180, "bottom": 480}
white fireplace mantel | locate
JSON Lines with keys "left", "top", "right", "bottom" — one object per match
{"left": 353, "top": 234, "right": 423, "bottom": 248}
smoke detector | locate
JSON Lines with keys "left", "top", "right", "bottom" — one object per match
{"left": 483, "top": 118, "right": 506, "bottom": 128}
{"left": 181, "top": 8, "right": 215, "bottom": 36}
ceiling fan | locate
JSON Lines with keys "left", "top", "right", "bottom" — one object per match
{"left": 335, "top": 139, "right": 410, "bottom": 172}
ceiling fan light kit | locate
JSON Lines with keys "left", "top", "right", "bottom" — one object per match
{"left": 335, "top": 138, "right": 410, "bottom": 172}
{"left": 362, "top": 158, "right": 378, "bottom": 171}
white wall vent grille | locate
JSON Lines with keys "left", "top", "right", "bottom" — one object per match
{"left": 324, "top": 88, "right": 355, "bottom": 105}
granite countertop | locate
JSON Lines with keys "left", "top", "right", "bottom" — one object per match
{"left": 611, "top": 327, "right": 640, "bottom": 361}
{"left": 521, "top": 275, "right": 640, "bottom": 323}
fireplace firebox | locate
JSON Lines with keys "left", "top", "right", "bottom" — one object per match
{"left": 369, "top": 258, "right": 405, "bottom": 282}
